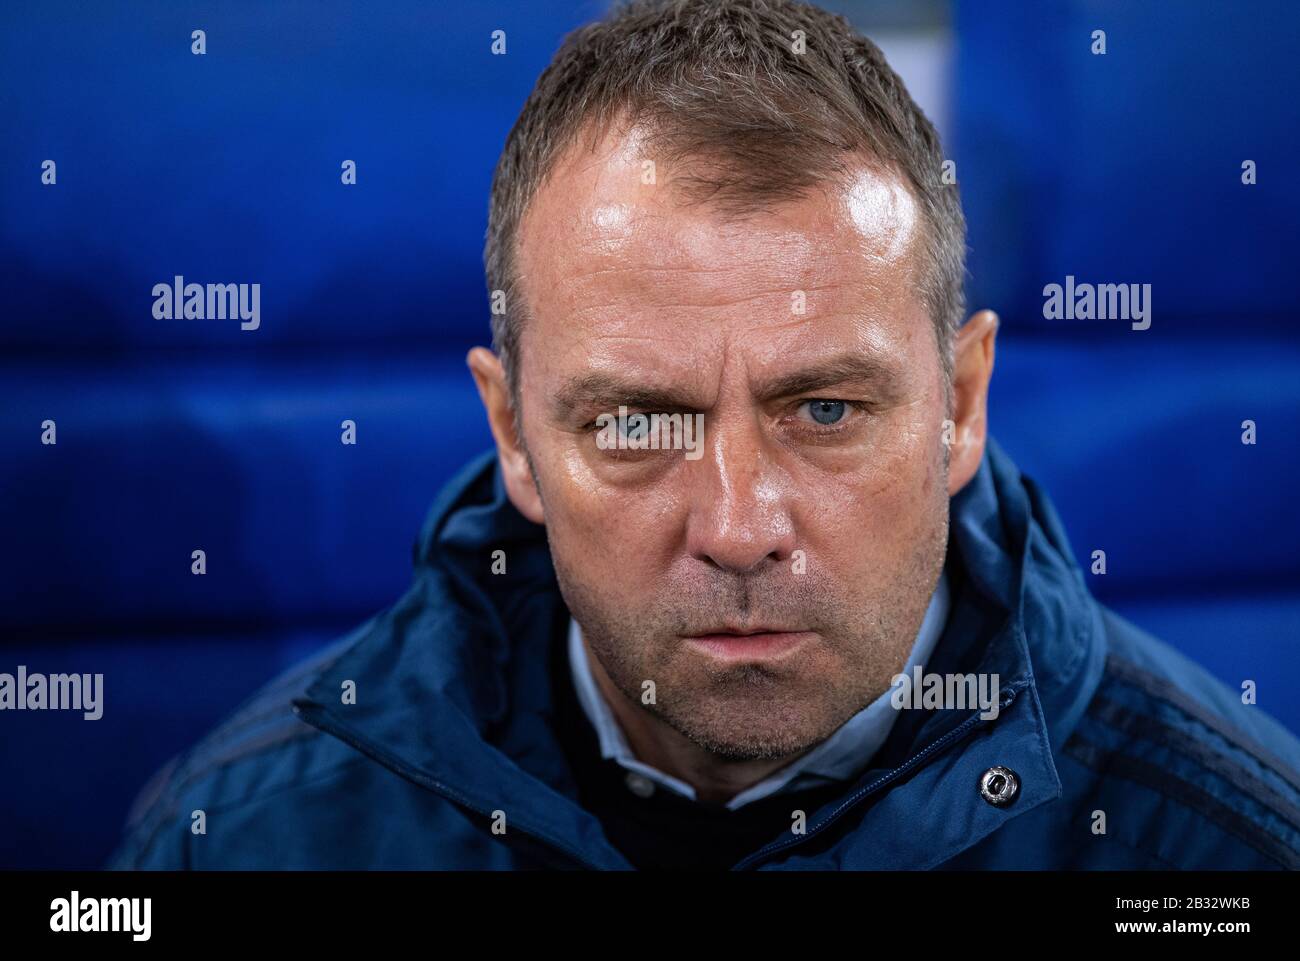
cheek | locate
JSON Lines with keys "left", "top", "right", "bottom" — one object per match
{"left": 815, "top": 412, "right": 941, "bottom": 565}
{"left": 544, "top": 467, "right": 682, "bottom": 588}
{"left": 529, "top": 416, "right": 686, "bottom": 596}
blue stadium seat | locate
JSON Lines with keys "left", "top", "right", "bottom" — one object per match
{"left": 1, "top": 0, "right": 1295, "bottom": 868}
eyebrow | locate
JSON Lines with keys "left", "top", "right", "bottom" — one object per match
{"left": 551, "top": 351, "right": 901, "bottom": 419}
{"left": 751, "top": 352, "right": 901, "bottom": 403}
{"left": 552, "top": 373, "right": 699, "bottom": 419}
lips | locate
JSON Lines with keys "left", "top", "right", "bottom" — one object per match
{"left": 683, "top": 629, "right": 814, "bottom": 661}
{"left": 686, "top": 624, "right": 804, "bottom": 637}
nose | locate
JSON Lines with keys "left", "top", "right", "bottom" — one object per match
{"left": 684, "top": 412, "right": 797, "bottom": 574}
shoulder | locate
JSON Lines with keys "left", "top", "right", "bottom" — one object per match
{"left": 106, "top": 624, "right": 371, "bottom": 870}
{"left": 1061, "top": 604, "right": 1300, "bottom": 869}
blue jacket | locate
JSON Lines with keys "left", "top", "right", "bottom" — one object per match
{"left": 107, "top": 439, "right": 1300, "bottom": 870}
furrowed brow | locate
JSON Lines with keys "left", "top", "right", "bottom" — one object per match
{"left": 551, "top": 353, "right": 902, "bottom": 419}
{"left": 753, "top": 353, "right": 901, "bottom": 403}
{"left": 551, "top": 372, "right": 700, "bottom": 419}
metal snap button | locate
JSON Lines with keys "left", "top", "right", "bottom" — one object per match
{"left": 624, "top": 772, "right": 656, "bottom": 798}
{"left": 979, "top": 766, "right": 1019, "bottom": 806}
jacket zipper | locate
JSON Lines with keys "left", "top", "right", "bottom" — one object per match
{"left": 731, "top": 686, "right": 1021, "bottom": 870}
{"left": 296, "top": 682, "right": 1021, "bottom": 872}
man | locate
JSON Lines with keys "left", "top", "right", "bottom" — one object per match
{"left": 110, "top": 0, "right": 1300, "bottom": 870}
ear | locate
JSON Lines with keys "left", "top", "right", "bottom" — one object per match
{"left": 947, "top": 309, "right": 999, "bottom": 497}
{"left": 466, "top": 347, "right": 546, "bottom": 524}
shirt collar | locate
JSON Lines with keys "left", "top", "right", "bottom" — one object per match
{"left": 567, "top": 569, "right": 952, "bottom": 810}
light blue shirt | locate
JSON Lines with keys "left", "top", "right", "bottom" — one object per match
{"left": 567, "top": 570, "right": 951, "bottom": 811}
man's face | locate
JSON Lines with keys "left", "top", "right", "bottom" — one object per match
{"left": 512, "top": 121, "right": 950, "bottom": 761}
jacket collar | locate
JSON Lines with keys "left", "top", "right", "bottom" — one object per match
{"left": 768, "top": 436, "right": 1107, "bottom": 868}
{"left": 294, "top": 438, "right": 1107, "bottom": 869}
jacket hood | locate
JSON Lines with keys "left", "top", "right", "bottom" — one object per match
{"left": 293, "top": 437, "right": 1108, "bottom": 869}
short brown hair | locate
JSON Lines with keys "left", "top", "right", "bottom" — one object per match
{"left": 484, "top": 0, "right": 965, "bottom": 407}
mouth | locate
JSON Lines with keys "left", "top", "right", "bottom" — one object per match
{"left": 682, "top": 628, "right": 815, "bottom": 662}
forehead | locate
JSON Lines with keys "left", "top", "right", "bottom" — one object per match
{"left": 514, "top": 119, "right": 926, "bottom": 376}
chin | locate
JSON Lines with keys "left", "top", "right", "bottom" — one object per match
{"left": 668, "top": 695, "right": 834, "bottom": 761}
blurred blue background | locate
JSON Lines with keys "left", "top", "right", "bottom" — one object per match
{"left": 1, "top": 0, "right": 1297, "bottom": 868}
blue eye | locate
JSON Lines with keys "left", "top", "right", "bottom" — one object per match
{"left": 805, "top": 400, "right": 847, "bottom": 425}
{"left": 619, "top": 414, "right": 651, "bottom": 440}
